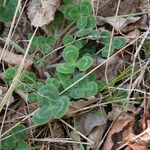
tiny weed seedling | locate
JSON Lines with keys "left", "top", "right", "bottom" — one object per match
{"left": 1, "top": 124, "right": 30, "bottom": 150}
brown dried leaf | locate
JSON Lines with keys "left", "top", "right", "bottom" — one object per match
{"left": 104, "top": 16, "right": 141, "bottom": 31}
{"left": 66, "top": 97, "right": 102, "bottom": 117}
{"left": 76, "top": 107, "right": 107, "bottom": 136}
{"left": 128, "top": 143, "right": 149, "bottom": 150}
{"left": 27, "top": 0, "right": 60, "bottom": 27}
{"left": 103, "top": 112, "right": 134, "bottom": 150}
{"left": 0, "top": 48, "right": 32, "bottom": 68}
{"left": 87, "top": 125, "right": 107, "bottom": 150}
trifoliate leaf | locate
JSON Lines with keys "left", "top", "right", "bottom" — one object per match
{"left": 79, "top": 0, "right": 92, "bottom": 15}
{"left": 74, "top": 41, "right": 83, "bottom": 50}
{"left": 41, "top": 44, "right": 52, "bottom": 54}
{"left": 32, "top": 107, "right": 53, "bottom": 125}
{"left": 45, "top": 78, "right": 60, "bottom": 89}
{"left": 77, "top": 16, "right": 87, "bottom": 29}
{"left": 1, "top": 136, "right": 17, "bottom": 150}
{"left": 51, "top": 11, "right": 64, "bottom": 29}
{"left": 38, "top": 84, "right": 59, "bottom": 106}
{"left": 56, "top": 63, "right": 75, "bottom": 74}
{"left": 57, "top": 72, "right": 72, "bottom": 82}
{"left": 28, "top": 92, "right": 38, "bottom": 103}
{"left": 112, "top": 37, "right": 126, "bottom": 49}
{"left": 76, "top": 55, "right": 93, "bottom": 71}
{"left": 63, "top": 35, "right": 74, "bottom": 45}
{"left": 86, "top": 15, "right": 96, "bottom": 29}
{"left": 12, "top": 124, "right": 28, "bottom": 141}
{"left": 63, "top": 45, "right": 79, "bottom": 64}
{"left": 15, "top": 141, "right": 30, "bottom": 150}
{"left": 100, "top": 31, "right": 111, "bottom": 44}
{"left": 88, "top": 30, "right": 101, "bottom": 40}
{"left": 74, "top": 73, "right": 88, "bottom": 88}
{"left": 70, "top": 87, "right": 85, "bottom": 99}
{"left": 4, "top": 67, "right": 17, "bottom": 80}
{"left": 88, "top": 73, "right": 97, "bottom": 81}
{"left": 76, "top": 29, "right": 92, "bottom": 37}
{"left": 0, "top": 0, "right": 19, "bottom": 22}
{"left": 101, "top": 45, "right": 115, "bottom": 58}
{"left": 86, "top": 81, "right": 98, "bottom": 97}
{"left": 46, "top": 35, "right": 56, "bottom": 45}
{"left": 63, "top": 5, "right": 80, "bottom": 20}
{"left": 53, "top": 96, "right": 70, "bottom": 118}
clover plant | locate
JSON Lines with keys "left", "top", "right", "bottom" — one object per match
{"left": 1, "top": 124, "right": 30, "bottom": 150}
{"left": 2, "top": 0, "right": 103, "bottom": 126}
{"left": 32, "top": 84, "right": 70, "bottom": 125}
{"left": 4, "top": 66, "right": 37, "bottom": 93}
{"left": 56, "top": 45, "right": 93, "bottom": 74}
{"left": 60, "top": 0, "right": 101, "bottom": 40}
{"left": 98, "top": 31, "right": 127, "bottom": 58}
{"left": 0, "top": 0, "right": 18, "bottom": 23}
{"left": 28, "top": 34, "right": 56, "bottom": 68}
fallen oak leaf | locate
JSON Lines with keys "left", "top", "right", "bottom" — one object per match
{"left": 0, "top": 47, "right": 32, "bottom": 68}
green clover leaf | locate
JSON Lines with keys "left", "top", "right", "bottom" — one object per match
{"left": 15, "top": 141, "right": 30, "bottom": 150}
{"left": 79, "top": 0, "right": 92, "bottom": 15}
{"left": 38, "top": 84, "right": 59, "bottom": 106}
{"left": 45, "top": 78, "right": 60, "bottom": 89}
{"left": 63, "top": 5, "right": 80, "bottom": 20}
{"left": 56, "top": 63, "right": 75, "bottom": 74}
{"left": 86, "top": 81, "right": 98, "bottom": 97}
{"left": 53, "top": 96, "right": 70, "bottom": 118}
{"left": 2, "top": 136, "right": 17, "bottom": 150}
{"left": 63, "top": 35, "right": 74, "bottom": 45}
{"left": 32, "top": 107, "right": 53, "bottom": 125}
{"left": 112, "top": 37, "right": 126, "bottom": 49}
{"left": 86, "top": 15, "right": 96, "bottom": 29}
{"left": 101, "top": 45, "right": 115, "bottom": 58}
{"left": 76, "top": 29, "right": 92, "bottom": 37}
{"left": 77, "top": 16, "right": 87, "bottom": 29}
{"left": 63, "top": 45, "right": 79, "bottom": 64}
{"left": 28, "top": 93, "right": 38, "bottom": 103}
{"left": 76, "top": 55, "right": 93, "bottom": 71}
{"left": 100, "top": 31, "right": 111, "bottom": 44}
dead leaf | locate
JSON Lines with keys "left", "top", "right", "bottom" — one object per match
{"left": 87, "top": 125, "right": 107, "bottom": 150}
{"left": 105, "top": 16, "right": 141, "bottom": 31}
{"left": 103, "top": 112, "right": 134, "bottom": 150}
{"left": 128, "top": 143, "right": 149, "bottom": 150}
{"left": 76, "top": 107, "right": 107, "bottom": 136}
{"left": 0, "top": 47, "right": 32, "bottom": 68}
{"left": 66, "top": 97, "right": 102, "bottom": 117}
{"left": 140, "top": 0, "right": 150, "bottom": 13}
{"left": 126, "top": 29, "right": 140, "bottom": 42}
{"left": 27, "top": 0, "right": 60, "bottom": 27}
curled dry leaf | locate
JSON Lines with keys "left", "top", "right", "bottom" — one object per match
{"left": 87, "top": 125, "right": 107, "bottom": 150}
{"left": 0, "top": 48, "right": 32, "bottom": 69}
{"left": 103, "top": 112, "right": 135, "bottom": 150}
{"left": 104, "top": 16, "right": 141, "bottom": 31}
{"left": 27, "top": 0, "right": 61, "bottom": 27}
